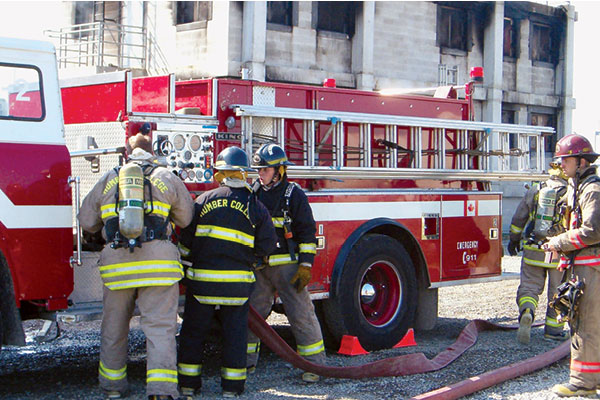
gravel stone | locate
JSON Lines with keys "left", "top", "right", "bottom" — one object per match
{"left": 0, "top": 256, "right": 586, "bottom": 399}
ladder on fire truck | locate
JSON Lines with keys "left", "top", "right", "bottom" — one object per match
{"left": 231, "top": 104, "right": 553, "bottom": 182}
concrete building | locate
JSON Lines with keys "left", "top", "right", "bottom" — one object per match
{"left": 47, "top": 1, "right": 576, "bottom": 232}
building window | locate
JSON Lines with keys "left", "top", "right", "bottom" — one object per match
{"left": 267, "top": 1, "right": 293, "bottom": 26}
{"left": 503, "top": 18, "right": 518, "bottom": 59}
{"left": 437, "top": 5, "right": 467, "bottom": 51}
{"left": 74, "top": 1, "right": 94, "bottom": 25}
{"left": 531, "top": 112, "right": 557, "bottom": 154}
{"left": 531, "top": 23, "right": 556, "bottom": 64}
{"left": 315, "top": 1, "right": 356, "bottom": 37}
{"left": 176, "top": 1, "right": 212, "bottom": 25}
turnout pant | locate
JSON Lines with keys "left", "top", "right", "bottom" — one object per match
{"left": 569, "top": 265, "right": 600, "bottom": 389}
{"left": 98, "top": 284, "right": 179, "bottom": 398}
{"left": 178, "top": 291, "right": 248, "bottom": 394}
{"left": 247, "top": 262, "right": 325, "bottom": 368}
{"left": 516, "top": 259, "right": 565, "bottom": 335}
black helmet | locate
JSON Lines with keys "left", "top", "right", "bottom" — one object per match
{"left": 252, "top": 144, "right": 294, "bottom": 168}
{"left": 214, "top": 146, "right": 255, "bottom": 171}
{"left": 140, "top": 122, "right": 152, "bottom": 135}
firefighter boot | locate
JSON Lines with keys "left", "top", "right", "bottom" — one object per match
{"left": 552, "top": 383, "right": 596, "bottom": 397}
{"left": 517, "top": 309, "right": 533, "bottom": 344}
{"left": 301, "top": 372, "right": 320, "bottom": 383}
{"left": 105, "top": 391, "right": 123, "bottom": 400}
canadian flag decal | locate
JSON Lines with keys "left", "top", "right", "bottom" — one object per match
{"left": 466, "top": 200, "right": 476, "bottom": 216}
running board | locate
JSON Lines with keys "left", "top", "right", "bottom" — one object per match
{"left": 430, "top": 271, "right": 520, "bottom": 289}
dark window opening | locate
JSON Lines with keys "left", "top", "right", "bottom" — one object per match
{"left": 503, "top": 17, "right": 518, "bottom": 58}
{"left": 531, "top": 112, "right": 557, "bottom": 154}
{"left": 75, "top": 1, "right": 94, "bottom": 25}
{"left": 316, "top": 2, "right": 356, "bottom": 37}
{"left": 438, "top": 5, "right": 467, "bottom": 51}
{"left": 502, "top": 108, "right": 517, "bottom": 148}
{"left": 267, "top": 1, "right": 293, "bottom": 26}
{"left": 176, "top": 1, "right": 212, "bottom": 25}
{"left": 531, "top": 23, "right": 556, "bottom": 63}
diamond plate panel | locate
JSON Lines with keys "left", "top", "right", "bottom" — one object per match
{"left": 253, "top": 86, "right": 275, "bottom": 107}
{"left": 70, "top": 251, "right": 103, "bottom": 304}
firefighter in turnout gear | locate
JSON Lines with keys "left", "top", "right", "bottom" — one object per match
{"left": 246, "top": 143, "right": 324, "bottom": 383}
{"left": 509, "top": 162, "right": 568, "bottom": 344}
{"left": 79, "top": 133, "right": 194, "bottom": 400}
{"left": 177, "top": 146, "right": 276, "bottom": 398}
{"left": 542, "top": 134, "right": 600, "bottom": 397}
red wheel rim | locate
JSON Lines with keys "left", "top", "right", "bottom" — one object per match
{"left": 359, "top": 260, "right": 402, "bottom": 327}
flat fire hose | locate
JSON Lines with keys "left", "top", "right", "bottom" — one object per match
{"left": 248, "top": 306, "right": 565, "bottom": 380}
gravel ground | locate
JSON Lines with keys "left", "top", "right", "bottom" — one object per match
{"left": 0, "top": 256, "right": 587, "bottom": 399}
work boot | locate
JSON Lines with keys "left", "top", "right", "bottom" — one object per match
{"left": 517, "top": 309, "right": 533, "bottom": 344}
{"left": 105, "top": 391, "right": 123, "bottom": 400}
{"left": 247, "top": 365, "right": 256, "bottom": 374}
{"left": 301, "top": 372, "right": 320, "bottom": 383}
{"left": 552, "top": 383, "right": 596, "bottom": 397}
{"left": 179, "top": 387, "right": 196, "bottom": 400}
{"left": 222, "top": 390, "right": 240, "bottom": 398}
{"left": 148, "top": 396, "right": 174, "bottom": 400}
{"left": 544, "top": 331, "right": 570, "bottom": 341}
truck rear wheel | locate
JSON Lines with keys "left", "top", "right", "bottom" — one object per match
{"left": 322, "top": 234, "right": 417, "bottom": 350}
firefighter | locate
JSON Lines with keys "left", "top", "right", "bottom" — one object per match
{"left": 543, "top": 134, "right": 600, "bottom": 397}
{"left": 177, "top": 146, "right": 276, "bottom": 398}
{"left": 246, "top": 143, "right": 324, "bottom": 383}
{"left": 509, "top": 161, "right": 568, "bottom": 344}
{"left": 79, "top": 133, "right": 194, "bottom": 400}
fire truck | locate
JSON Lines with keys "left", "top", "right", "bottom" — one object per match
{"left": 0, "top": 37, "right": 553, "bottom": 352}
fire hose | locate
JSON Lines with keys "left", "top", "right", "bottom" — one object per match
{"left": 248, "top": 306, "right": 570, "bottom": 395}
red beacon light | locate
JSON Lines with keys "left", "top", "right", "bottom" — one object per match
{"left": 470, "top": 67, "right": 484, "bottom": 83}
{"left": 323, "top": 78, "right": 336, "bottom": 88}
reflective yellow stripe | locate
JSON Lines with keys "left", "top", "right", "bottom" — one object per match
{"left": 186, "top": 268, "right": 255, "bottom": 283}
{"left": 178, "top": 363, "right": 202, "bottom": 377}
{"left": 221, "top": 367, "right": 247, "bottom": 381}
{"left": 195, "top": 225, "right": 254, "bottom": 247}
{"left": 268, "top": 253, "right": 299, "bottom": 266}
{"left": 545, "top": 316, "right": 565, "bottom": 328}
{"left": 247, "top": 342, "right": 260, "bottom": 354}
{"left": 297, "top": 340, "right": 325, "bottom": 356}
{"left": 99, "top": 260, "right": 183, "bottom": 278}
{"left": 178, "top": 243, "right": 190, "bottom": 257}
{"left": 510, "top": 224, "right": 523, "bottom": 234}
{"left": 271, "top": 217, "right": 285, "bottom": 228}
{"left": 147, "top": 368, "right": 178, "bottom": 383}
{"left": 519, "top": 296, "right": 538, "bottom": 309}
{"left": 99, "top": 361, "right": 127, "bottom": 381}
{"left": 193, "top": 295, "right": 248, "bottom": 306}
{"left": 101, "top": 203, "right": 117, "bottom": 219}
{"left": 299, "top": 243, "right": 316, "bottom": 254}
{"left": 105, "top": 277, "right": 182, "bottom": 290}
{"left": 145, "top": 201, "right": 171, "bottom": 217}
{"left": 523, "top": 256, "right": 558, "bottom": 268}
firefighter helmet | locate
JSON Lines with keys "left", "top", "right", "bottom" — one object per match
{"left": 555, "top": 134, "right": 599, "bottom": 160}
{"left": 214, "top": 146, "right": 255, "bottom": 171}
{"left": 252, "top": 144, "right": 294, "bottom": 168}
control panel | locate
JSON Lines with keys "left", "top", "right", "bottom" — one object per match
{"left": 152, "top": 124, "right": 217, "bottom": 183}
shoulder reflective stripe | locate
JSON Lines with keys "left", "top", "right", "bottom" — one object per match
{"left": 101, "top": 204, "right": 118, "bottom": 219}
{"left": 296, "top": 340, "right": 325, "bottom": 356}
{"left": 193, "top": 295, "right": 248, "bottom": 306}
{"left": 268, "top": 254, "right": 299, "bottom": 266}
{"left": 147, "top": 368, "right": 178, "bottom": 384}
{"left": 178, "top": 243, "right": 190, "bottom": 257}
{"left": 99, "top": 361, "right": 127, "bottom": 381}
{"left": 99, "top": 260, "right": 183, "bottom": 276}
{"left": 105, "top": 277, "right": 181, "bottom": 290}
{"left": 221, "top": 367, "right": 247, "bottom": 381}
{"left": 299, "top": 243, "right": 316, "bottom": 254}
{"left": 195, "top": 225, "right": 255, "bottom": 247}
{"left": 571, "top": 360, "right": 600, "bottom": 373}
{"left": 523, "top": 257, "right": 558, "bottom": 268}
{"left": 510, "top": 224, "right": 523, "bottom": 234}
{"left": 185, "top": 268, "right": 255, "bottom": 283}
{"left": 178, "top": 363, "right": 202, "bottom": 376}
{"left": 271, "top": 217, "right": 285, "bottom": 228}
{"left": 518, "top": 296, "right": 538, "bottom": 309}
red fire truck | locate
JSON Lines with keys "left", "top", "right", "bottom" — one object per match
{"left": 0, "top": 37, "right": 552, "bottom": 352}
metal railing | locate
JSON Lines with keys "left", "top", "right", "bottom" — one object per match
{"left": 45, "top": 22, "right": 169, "bottom": 75}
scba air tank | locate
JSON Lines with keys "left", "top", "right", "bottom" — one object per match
{"left": 533, "top": 185, "right": 557, "bottom": 238}
{"left": 118, "top": 163, "right": 145, "bottom": 240}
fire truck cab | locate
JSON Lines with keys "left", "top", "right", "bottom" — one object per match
{"left": 0, "top": 37, "right": 553, "bottom": 352}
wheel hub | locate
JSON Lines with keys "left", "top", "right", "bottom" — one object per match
{"left": 359, "top": 261, "right": 402, "bottom": 327}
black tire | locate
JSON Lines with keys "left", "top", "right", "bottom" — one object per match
{"left": 322, "top": 234, "right": 418, "bottom": 350}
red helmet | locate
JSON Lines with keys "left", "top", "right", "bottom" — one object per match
{"left": 554, "top": 134, "right": 599, "bottom": 159}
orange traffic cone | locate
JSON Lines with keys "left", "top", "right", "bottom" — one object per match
{"left": 337, "top": 335, "right": 369, "bottom": 355}
{"left": 392, "top": 328, "right": 417, "bottom": 348}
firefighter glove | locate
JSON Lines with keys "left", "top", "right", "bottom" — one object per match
{"left": 290, "top": 263, "right": 312, "bottom": 293}
{"left": 508, "top": 240, "right": 521, "bottom": 256}
{"left": 254, "top": 256, "right": 269, "bottom": 271}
